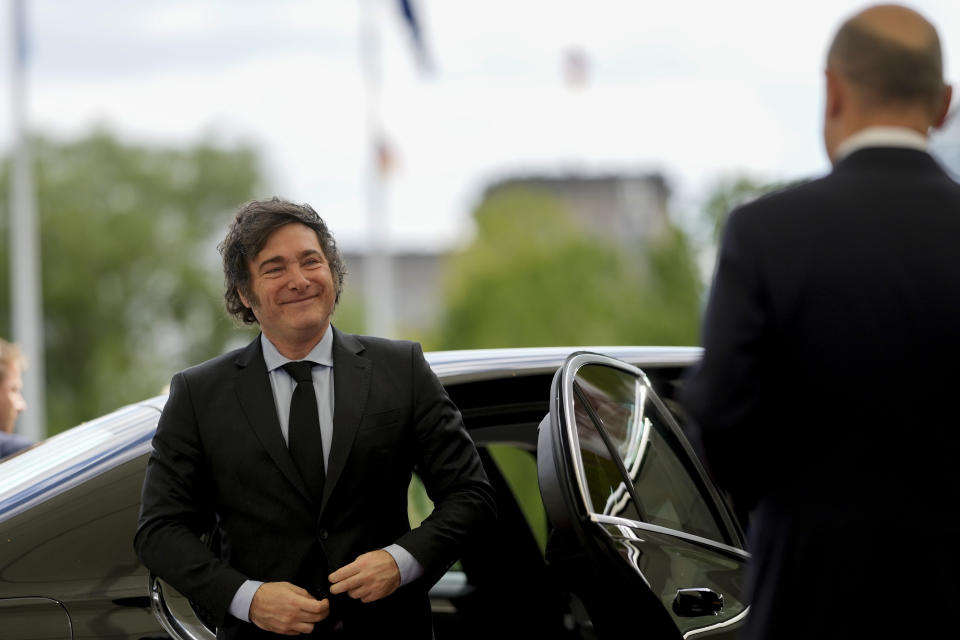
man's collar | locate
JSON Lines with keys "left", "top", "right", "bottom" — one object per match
{"left": 261, "top": 327, "right": 335, "bottom": 371}
{"left": 834, "top": 126, "right": 928, "bottom": 162}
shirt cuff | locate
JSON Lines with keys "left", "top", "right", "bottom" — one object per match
{"left": 228, "top": 579, "right": 264, "bottom": 622}
{"left": 384, "top": 544, "right": 424, "bottom": 586}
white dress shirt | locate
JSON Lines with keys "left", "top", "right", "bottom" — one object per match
{"left": 834, "top": 125, "right": 928, "bottom": 162}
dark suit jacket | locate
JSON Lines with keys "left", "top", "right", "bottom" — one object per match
{"left": 0, "top": 431, "right": 31, "bottom": 459}
{"left": 135, "top": 328, "right": 495, "bottom": 639}
{"left": 682, "top": 148, "right": 960, "bottom": 639}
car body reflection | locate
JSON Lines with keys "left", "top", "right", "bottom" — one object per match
{"left": 0, "top": 346, "right": 743, "bottom": 640}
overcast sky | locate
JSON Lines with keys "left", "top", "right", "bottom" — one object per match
{"left": 1, "top": 0, "right": 959, "bottom": 249}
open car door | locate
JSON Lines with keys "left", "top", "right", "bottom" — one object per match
{"left": 537, "top": 352, "right": 749, "bottom": 639}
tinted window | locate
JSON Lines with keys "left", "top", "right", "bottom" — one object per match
{"left": 408, "top": 444, "right": 545, "bottom": 551}
{"left": 572, "top": 363, "right": 725, "bottom": 542}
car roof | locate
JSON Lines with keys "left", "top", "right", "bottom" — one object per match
{"left": 0, "top": 346, "right": 700, "bottom": 519}
{"left": 427, "top": 345, "right": 699, "bottom": 383}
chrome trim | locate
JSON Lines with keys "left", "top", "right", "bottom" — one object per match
{"left": 613, "top": 525, "right": 653, "bottom": 590}
{"left": 591, "top": 513, "right": 751, "bottom": 561}
{"left": 149, "top": 574, "right": 216, "bottom": 640}
{"left": 558, "top": 350, "right": 745, "bottom": 551}
{"left": 683, "top": 605, "right": 750, "bottom": 638}
{"left": 603, "top": 384, "right": 651, "bottom": 517}
{"left": 560, "top": 353, "right": 656, "bottom": 518}
{"left": 428, "top": 346, "right": 699, "bottom": 384}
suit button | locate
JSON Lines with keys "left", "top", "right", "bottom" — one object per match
{"left": 318, "top": 528, "right": 329, "bottom": 540}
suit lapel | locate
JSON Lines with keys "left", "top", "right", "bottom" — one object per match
{"left": 322, "top": 328, "right": 372, "bottom": 513}
{"left": 233, "top": 335, "right": 315, "bottom": 505}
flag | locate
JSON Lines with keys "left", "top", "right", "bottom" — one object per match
{"left": 397, "top": 0, "right": 432, "bottom": 73}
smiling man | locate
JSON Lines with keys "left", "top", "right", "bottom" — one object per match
{"left": 135, "top": 198, "right": 495, "bottom": 639}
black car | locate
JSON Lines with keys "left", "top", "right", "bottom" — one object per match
{"left": 0, "top": 347, "right": 747, "bottom": 639}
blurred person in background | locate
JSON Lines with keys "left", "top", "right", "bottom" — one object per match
{"left": 683, "top": 5, "right": 959, "bottom": 639}
{"left": 135, "top": 198, "right": 494, "bottom": 639}
{"left": 0, "top": 338, "right": 30, "bottom": 459}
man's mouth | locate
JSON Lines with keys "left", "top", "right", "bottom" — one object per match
{"left": 283, "top": 294, "right": 317, "bottom": 305}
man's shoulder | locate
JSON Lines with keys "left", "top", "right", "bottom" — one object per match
{"left": 731, "top": 150, "right": 960, "bottom": 229}
{"left": 336, "top": 329, "right": 418, "bottom": 358}
{"left": 730, "top": 175, "right": 829, "bottom": 221}
{"left": 724, "top": 169, "right": 880, "bottom": 245}
{"left": 179, "top": 341, "right": 255, "bottom": 380}
{"left": 333, "top": 330, "right": 427, "bottom": 372}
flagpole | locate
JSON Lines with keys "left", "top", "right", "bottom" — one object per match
{"left": 9, "top": 0, "right": 45, "bottom": 440}
{"left": 359, "top": 0, "right": 395, "bottom": 338}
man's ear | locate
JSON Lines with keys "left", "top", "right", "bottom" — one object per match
{"left": 825, "top": 68, "right": 844, "bottom": 118}
{"left": 238, "top": 288, "right": 251, "bottom": 309}
{"left": 933, "top": 84, "right": 953, "bottom": 130}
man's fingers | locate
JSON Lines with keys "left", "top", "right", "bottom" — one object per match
{"left": 298, "top": 596, "right": 328, "bottom": 615}
{"left": 328, "top": 556, "right": 365, "bottom": 594}
{"left": 249, "top": 582, "right": 329, "bottom": 634}
{"left": 329, "top": 573, "right": 362, "bottom": 595}
{"left": 328, "top": 550, "right": 401, "bottom": 602}
{"left": 288, "top": 621, "right": 318, "bottom": 635}
{"left": 328, "top": 559, "right": 361, "bottom": 584}
{"left": 290, "top": 595, "right": 328, "bottom": 620}
{"left": 336, "top": 578, "right": 367, "bottom": 598}
{"left": 286, "top": 584, "right": 312, "bottom": 598}
{"left": 352, "top": 586, "right": 376, "bottom": 603}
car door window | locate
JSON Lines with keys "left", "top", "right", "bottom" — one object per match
{"left": 573, "top": 362, "right": 726, "bottom": 543}
{"left": 408, "top": 442, "right": 546, "bottom": 552}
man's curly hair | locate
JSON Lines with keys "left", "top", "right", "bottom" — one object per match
{"left": 218, "top": 198, "right": 346, "bottom": 324}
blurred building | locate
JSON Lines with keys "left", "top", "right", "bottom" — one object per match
{"left": 482, "top": 172, "right": 671, "bottom": 247}
{"left": 347, "top": 171, "right": 671, "bottom": 333}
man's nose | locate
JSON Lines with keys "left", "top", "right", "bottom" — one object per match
{"left": 14, "top": 393, "right": 26, "bottom": 412}
{"left": 288, "top": 266, "right": 310, "bottom": 288}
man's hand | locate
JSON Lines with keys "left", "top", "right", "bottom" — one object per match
{"left": 249, "top": 582, "right": 329, "bottom": 635}
{"left": 328, "top": 550, "right": 401, "bottom": 603}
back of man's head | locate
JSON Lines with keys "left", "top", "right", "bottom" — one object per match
{"left": 0, "top": 339, "right": 22, "bottom": 385}
{"left": 827, "top": 4, "right": 946, "bottom": 118}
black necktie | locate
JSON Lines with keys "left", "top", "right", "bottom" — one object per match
{"left": 282, "top": 361, "right": 325, "bottom": 500}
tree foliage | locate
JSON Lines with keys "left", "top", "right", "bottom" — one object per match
{"left": 431, "top": 186, "right": 702, "bottom": 350}
{"left": 0, "top": 130, "right": 262, "bottom": 433}
{"left": 703, "top": 175, "right": 805, "bottom": 243}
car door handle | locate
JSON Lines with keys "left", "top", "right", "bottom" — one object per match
{"left": 673, "top": 588, "right": 724, "bottom": 617}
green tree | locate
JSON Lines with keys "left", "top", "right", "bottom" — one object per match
{"left": 702, "top": 175, "right": 806, "bottom": 243}
{"left": 0, "top": 130, "right": 263, "bottom": 434}
{"left": 431, "top": 186, "right": 702, "bottom": 350}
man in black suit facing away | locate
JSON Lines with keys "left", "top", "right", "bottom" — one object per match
{"left": 135, "top": 198, "right": 495, "bottom": 638}
{"left": 683, "top": 5, "right": 959, "bottom": 639}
